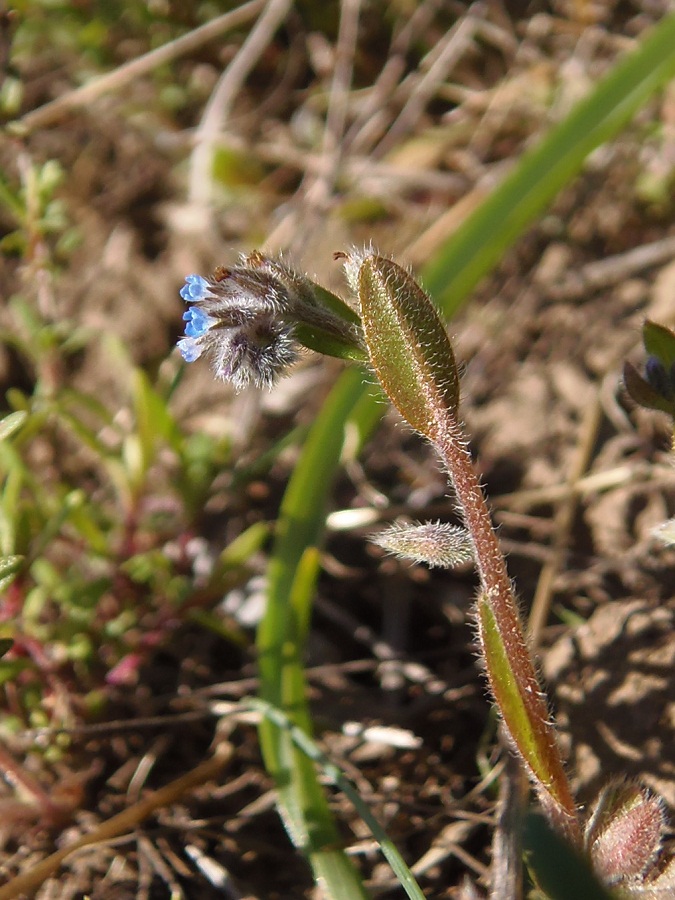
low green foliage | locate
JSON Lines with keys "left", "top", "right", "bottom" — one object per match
{"left": 0, "top": 296, "right": 264, "bottom": 731}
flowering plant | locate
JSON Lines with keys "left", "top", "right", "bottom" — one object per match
{"left": 178, "top": 250, "right": 674, "bottom": 897}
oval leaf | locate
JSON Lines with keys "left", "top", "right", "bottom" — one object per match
{"left": 477, "top": 594, "right": 576, "bottom": 821}
{"left": 356, "top": 255, "right": 459, "bottom": 439}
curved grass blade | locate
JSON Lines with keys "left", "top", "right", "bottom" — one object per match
{"left": 423, "top": 13, "right": 675, "bottom": 316}
{"left": 257, "top": 364, "right": 372, "bottom": 899}
{"left": 250, "top": 697, "right": 426, "bottom": 900}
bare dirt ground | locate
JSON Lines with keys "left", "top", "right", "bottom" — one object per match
{"left": 1, "top": 3, "right": 675, "bottom": 898}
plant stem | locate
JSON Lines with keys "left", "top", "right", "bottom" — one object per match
{"left": 431, "top": 409, "right": 581, "bottom": 845}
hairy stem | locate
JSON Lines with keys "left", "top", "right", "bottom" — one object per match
{"left": 431, "top": 409, "right": 581, "bottom": 844}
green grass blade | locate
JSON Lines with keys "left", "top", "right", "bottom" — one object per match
{"left": 250, "top": 697, "right": 426, "bottom": 900}
{"left": 257, "top": 364, "right": 372, "bottom": 899}
{"left": 423, "top": 13, "right": 675, "bottom": 315}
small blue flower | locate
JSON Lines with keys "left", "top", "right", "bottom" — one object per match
{"left": 176, "top": 260, "right": 354, "bottom": 390}
{"left": 183, "top": 306, "right": 217, "bottom": 338}
{"left": 177, "top": 337, "right": 204, "bottom": 362}
{"left": 180, "top": 274, "right": 211, "bottom": 302}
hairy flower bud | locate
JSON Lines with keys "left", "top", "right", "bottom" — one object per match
{"left": 178, "top": 267, "right": 299, "bottom": 391}
{"left": 586, "top": 780, "right": 666, "bottom": 888}
{"left": 372, "top": 520, "right": 473, "bottom": 568}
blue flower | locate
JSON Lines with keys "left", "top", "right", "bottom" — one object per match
{"left": 177, "top": 275, "right": 217, "bottom": 364}
{"left": 176, "top": 256, "right": 363, "bottom": 390}
{"left": 176, "top": 267, "right": 300, "bottom": 390}
{"left": 179, "top": 274, "right": 211, "bottom": 302}
{"left": 183, "top": 306, "right": 217, "bottom": 338}
{"left": 176, "top": 337, "right": 203, "bottom": 362}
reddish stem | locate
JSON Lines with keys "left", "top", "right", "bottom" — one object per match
{"left": 432, "top": 411, "right": 581, "bottom": 844}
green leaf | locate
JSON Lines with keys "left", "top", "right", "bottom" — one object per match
{"left": 294, "top": 321, "right": 366, "bottom": 362}
{"left": 643, "top": 319, "right": 675, "bottom": 367}
{"left": 132, "top": 368, "right": 179, "bottom": 472}
{"left": 524, "top": 813, "right": 614, "bottom": 900}
{"left": 477, "top": 596, "right": 572, "bottom": 817}
{"left": 0, "top": 658, "right": 31, "bottom": 687}
{"left": 357, "top": 254, "right": 459, "bottom": 439}
{"left": 311, "top": 282, "right": 362, "bottom": 328}
{"left": 214, "top": 522, "right": 270, "bottom": 571}
{"left": 0, "top": 555, "right": 23, "bottom": 594}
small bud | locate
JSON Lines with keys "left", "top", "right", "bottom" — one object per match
{"left": 586, "top": 780, "right": 666, "bottom": 886}
{"left": 371, "top": 520, "right": 473, "bottom": 568}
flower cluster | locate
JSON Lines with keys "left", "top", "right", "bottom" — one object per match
{"left": 177, "top": 253, "right": 364, "bottom": 391}
{"left": 178, "top": 263, "right": 300, "bottom": 391}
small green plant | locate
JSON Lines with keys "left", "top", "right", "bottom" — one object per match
{"left": 0, "top": 156, "right": 77, "bottom": 262}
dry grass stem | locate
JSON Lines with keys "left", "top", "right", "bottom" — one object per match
{"left": 0, "top": 746, "right": 233, "bottom": 900}
{"left": 15, "top": 2, "right": 265, "bottom": 133}
{"left": 304, "top": 0, "right": 362, "bottom": 208}
{"left": 188, "top": 0, "right": 292, "bottom": 209}
{"left": 374, "top": 3, "right": 485, "bottom": 158}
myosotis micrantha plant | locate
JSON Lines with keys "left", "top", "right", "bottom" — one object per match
{"left": 178, "top": 249, "right": 674, "bottom": 897}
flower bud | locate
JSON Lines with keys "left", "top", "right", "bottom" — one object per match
{"left": 586, "top": 780, "right": 665, "bottom": 886}
{"left": 372, "top": 520, "right": 473, "bottom": 568}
